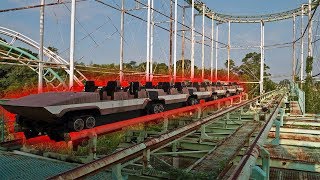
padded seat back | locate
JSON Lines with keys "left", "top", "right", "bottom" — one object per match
{"left": 129, "top": 82, "right": 141, "bottom": 98}
{"left": 84, "top": 81, "right": 98, "bottom": 92}
{"left": 114, "top": 92, "right": 129, "bottom": 100}
{"left": 138, "top": 90, "right": 147, "bottom": 98}
{"left": 182, "top": 88, "right": 189, "bottom": 94}
{"left": 170, "top": 88, "right": 179, "bottom": 95}
{"left": 174, "top": 82, "right": 183, "bottom": 92}
{"left": 199, "top": 87, "right": 206, "bottom": 92}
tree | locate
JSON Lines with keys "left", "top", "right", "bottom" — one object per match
{"left": 129, "top": 61, "right": 137, "bottom": 67}
{"left": 224, "top": 59, "right": 237, "bottom": 72}
{"left": 303, "top": 56, "right": 319, "bottom": 113}
{"left": 229, "top": 52, "right": 275, "bottom": 97}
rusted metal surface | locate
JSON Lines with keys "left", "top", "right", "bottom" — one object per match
{"left": 265, "top": 145, "right": 320, "bottom": 164}
{"left": 49, "top": 92, "right": 276, "bottom": 179}
{"left": 191, "top": 121, "right": 260, "bottom": 177}
{"left": 269, "top": 132, "right": 320, "bottom": 142}
{"left": 228, "top": 93, "right": 285, "bottom": 179}
{"left": 270, "top": 168, "right": 320, "bottom": 179}
{"left": 290, "top": 101, "right": 302, "bottom": 115}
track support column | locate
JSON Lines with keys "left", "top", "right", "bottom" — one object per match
{"left": 215, "top": 23, "right": 219, "bottom": 81}
{"left": 146, "top": 0, "right": 151, "bottom": 81}
{"left": 292, "top": 14, "right": 296, "bottom": 82}
{"left": 201, "top": 4, "right": 205, "bottom": 80}
{"left": 173, "top": 0, "right": 178, "bottom": 81}
{"left": 69, "top": 0, "right": 76, "bottom": 90}
{"left": 251, "top": 146, "right": 270, "bottom": 180}
{"left": 38, "top": 0, "right": 45, "bottom": 93}
{"left": 150, "top": 0, "right": 154, "bottom": 81}
{"left": 300, "top": 5, "right": 304, "bottom": 87}
{"left": 112, "top": 163, "right": 126, "bottom": 180}
{"left": 191, "top": 0, "right": 195, "bottom": 80}
{"left": 119, "top": 0, "right": 125, "bottom": 84}
{"left": 227, "top": 20, "right": 231, "bottom": 81}
{"left": 143, "top": 149, "right": 151, "bottom": 170}
{"left": 260, "top": 21, "right": 265, "bottom": 95}
{"left": 181, "top": 7, "right": 186, "bottom": 79}
{"left": 210, "top": 14, "right": 214, "bottom": 81}
{"left": 308, "top": 0, "right": 313, "bottom": 59}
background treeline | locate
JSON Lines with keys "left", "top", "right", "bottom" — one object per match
{"left": 0, "top": 37, "right": 276, "bottom": 99}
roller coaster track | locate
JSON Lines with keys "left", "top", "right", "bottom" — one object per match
{"left": 49, "top": 90, "right": 287, "bottom": 179}
{"left": 185, "top": 0, "right": 320, "bottom": 23}
{"left": 0, "top": 27, "right": 87, "bottom": 89}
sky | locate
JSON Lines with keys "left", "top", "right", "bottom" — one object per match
{"left": 0, "top": 0, "right": 318, "bottom": 82}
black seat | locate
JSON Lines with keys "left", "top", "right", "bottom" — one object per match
{"left": 159, "top": 82, "right": 171, "bottom": 94}
{"left": 84, "top": 81, "right": 97, "bottom": 92}
{"left": 98, "top": 81, "right": 118, "bottom": 100}
{"left": 145, "top": 81, "right": 153, "bottom": 89}
{"left": 201, "top": 82, "right": 207, "bottom": 88}
{"left": 174, "top": 82, "right": 183, "bottom": 92}
{"left": 192, "top": 82, "right": 200, "bottom": 91}
{"left": 129, "top": 81, "right": 140, "bottom": 98}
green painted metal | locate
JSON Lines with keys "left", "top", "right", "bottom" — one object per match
{"left": 267, "top": 159, "right": 320, "bottom": 173}
{"left": 292, "top": 82, "right": 305, "bottom": 114}
{"left": 271, "top": 120, "right": 281, "bottom": 145}
{"left": 112, "top": 163, "right": 128, "bottom": 180}
{"left": 278, "top": 139, "right": 320, "bottom": 148}
{"left": 279, "top": 108, "right": 285, "bottom": 126}
{"left": 261, "top": 147, "right": 270, "bottom": 180}
{"left": 271, "top": 127, "right": 320, "bottom": 135}
{"left": 251, "top": 166, "right": 267, "bottom": 180}
{"left": 233, "top": 154, "right": 320, "bottom": 173}
{"left": 0, "top": 41, "right": 67, "bottom": 88}
{"left": 283, "top": 121, "right": 320, "bottom": 127}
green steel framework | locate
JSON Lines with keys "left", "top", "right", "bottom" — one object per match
{"left": 0, "top": 41, "right": 67, "bottom": 89}
{"left": 0, "top": 26, "right": 87, "bottom": 89}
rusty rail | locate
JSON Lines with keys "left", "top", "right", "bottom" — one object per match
{"left": 48, "top": 91, "right": 279, "bottom": 180}
{"left": 228, "top": 92, "right": 285, "bottom": 180}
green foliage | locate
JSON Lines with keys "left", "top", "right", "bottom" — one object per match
{"left": 306, "top": 56, "right": 313, "bottom": 74}
{"left": 224, "top": 59, "right": 236, "bottom": 71}
{"left": 303, "top": 56, "right": 320, "bottom": 113}
{"left": 279, "top": 79, "right": 290, "bottom": 85}
{"left": 225, "top": 52, "right": 275, "bottom": 97}
{"left": 0, "top": 64, "right": 37, "bottom": 97}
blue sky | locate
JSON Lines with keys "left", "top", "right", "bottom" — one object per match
{"left": 0, "top": 0, "right": 317, "bottom": 81}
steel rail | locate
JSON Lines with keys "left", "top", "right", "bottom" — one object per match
{"left": 48, "top": 91, "right": 279, "bottom": 180}
{"left": 228, "top": 92, "right": 285, "bottom": 179}
{"left": 185, "top": 0, "right": 320, "bottom": 23}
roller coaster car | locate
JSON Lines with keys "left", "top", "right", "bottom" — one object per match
{"left": 224, "top": 82, "right": 237, "bottom": 97}
{"left": 233, "top": 82, "right": 244, "bottom": 94}
{"left": 211, "top": 82, "right": 227, "bottom": 99}
{"left": 0, "top": 80, "right": 206, "bottom": 140}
